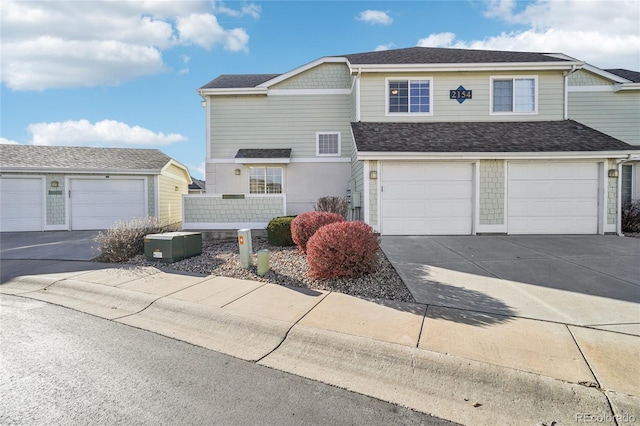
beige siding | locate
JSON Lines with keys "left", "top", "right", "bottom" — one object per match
{"left": 569, "top": 91, "right": 640, "bottom": 145}
{"left": 271, "top": 63, "right": 352, "bottom": 90}
{"left": 359, "top": 70, "right": 564, "bottom": 122}
{"left": 158, "top": 164, "right": 189, "bottom": 226}
{"left": 209, "top": 94, "right": 353, "bottom": 158}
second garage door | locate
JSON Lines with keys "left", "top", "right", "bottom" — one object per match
{"left": 0, "top": 177, "right": 44, "bottom": 232}
{"left": 70, "top": 178, "right": 147, "bottom": 230}
{"left": 381, "top": 162, "right": 473, "bottom": 235}
{"left": 508, "top": 162, "right": 599, "bottom": 234}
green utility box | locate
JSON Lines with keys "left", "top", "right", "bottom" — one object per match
{"left": 144, "top": 232, "right": 202, "bottom": 263}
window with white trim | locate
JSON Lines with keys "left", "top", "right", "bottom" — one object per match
{"left": 249, "top": 167, "right": 282, "bottom": 194}
{"left": 387, "top": 78, "right": 432, "bottom": 114}
{"left": 316, "top": 132, "right": 341, "bottom": 156}
{"left": 491, "top": 77, "right": 537, "bottom": 113}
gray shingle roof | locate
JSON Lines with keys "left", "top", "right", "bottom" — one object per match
{"left": 343, "top": 46, "right": 566, "bottom": 65}
{"left": 604, "top": 69, "right": 640, "bottom": 83}
{"left": 351, "top": 120, "right": 635, "bottom": 153}
{"left": 200, "top": 74, "right": 281, "bottom": 89}
{"left": 0, "top": 145, "right": 174, "bottom": 172}
{"left": 235, "top": 149, "right": 292, "bottom": 159}
{"left": 189, "top": 177, "right": 205, "bottom": 190}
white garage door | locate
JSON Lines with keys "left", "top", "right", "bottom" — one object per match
{"left": 0, "top": 177, "right": 45, "bottom": 232}
{"left": 381, "top": 162, "right": 473, "bottom": 235}
{"left": 70, "top": 179, "right": 146, "bottom": 230}
{"left": 508, "top": 162, "right": 599, "bottom": 234}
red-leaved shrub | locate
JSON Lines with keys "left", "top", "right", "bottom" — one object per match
{"left": 291, "top": 211, "right": 344, "bottom": 253}
{"left": 306, "top": 221, "right": 379, "bottom": 279}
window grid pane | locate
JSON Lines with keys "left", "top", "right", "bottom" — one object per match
{"left": 493, "top": 80, "right": 513, "bottom": 112}
{"left": 514, "top": 78, "right": 535, "bottom": 112}
{"left": 409, "top": 80, "right": 430, "bottom": 113}
{"left": 249, "top": 167, "right": 282, "bottom": 194}
{"left": 265, "top": 167, "right": 282, "bottom": 194}
{"left": 318, "top": 133, "right": 339, "bottom": 155}
{"left": 389, "top": 81, "right": 408, "bottom": 113}
{"left": 249, "top": 168, "right": 265, "bottom": 194}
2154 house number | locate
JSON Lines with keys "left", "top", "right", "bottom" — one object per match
{"left": 450, "top": 89, "right": 472, "bottom": 100}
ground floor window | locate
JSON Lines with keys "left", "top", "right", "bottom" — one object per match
{"left": 249, "top": 167, "right": 283, "bottom": 194}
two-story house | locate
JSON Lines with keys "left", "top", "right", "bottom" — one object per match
{"left": 183, "top": 46, "right": 639, "bottom": 235}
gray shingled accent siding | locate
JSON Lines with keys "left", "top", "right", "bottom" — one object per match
{"left": 271, "top": 63, "right": 352, "bottom": 90}
{"left": 568, "top": 70, "right": 611, "bottom": 86}
{"left": 479, "top": 160, "right": 505, "bottom": 225}
{"left": 147, "top": 177, "right": 156, "bottom": 218}
{"left": 45, "top": 174, "right": 66, "bottom": 225}
{"left": 184, "top": 195, "right": 284, "bottom": 223}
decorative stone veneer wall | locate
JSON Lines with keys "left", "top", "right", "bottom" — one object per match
{"left": 184, "top": 195, "right": 285, "bottom": 223}
{"left": 368, "top": 161, "right": 378, "bottom": 226}
{"left": 147, "top": 177, "right": 156, "bottom": 217}
{"left": 272, "top": 63, "right": 352, "bottom": 90}
{"left": 608, "top": 160, "right": 617, "bottom": 225}
{"left": 479, "top": 160, "right": 505, "bottom": 225}
{"left": 45, "top": 174, "right": 66, "bottom": 225}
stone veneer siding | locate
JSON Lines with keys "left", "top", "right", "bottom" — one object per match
{"left": 608, "top": 159, "right": 617, "bottom": 225}
{"left": 479, "top": 160, "right": 505, "bottom": 225}
{"left": 45, "top": 174, "right": 66, "bottom": 225}
{"left": 184, "top": 195, "right": 284, "bottom": 223}
{"left": 368, "top": 161, "right": 378, "bottom": 226}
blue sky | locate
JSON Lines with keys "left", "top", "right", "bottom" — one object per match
{"left": 2, "top": 0, "right": 639, "bottom": 179}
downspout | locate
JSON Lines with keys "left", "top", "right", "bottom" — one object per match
{"left": 563, "top": 65, "right": 579, "bottom": 120}
{"left": 616, "top": 156, "right": 640, "bottom": 235}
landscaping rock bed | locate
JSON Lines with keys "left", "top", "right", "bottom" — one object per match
{"left": 129, "top": 237, "right": 415, "bottom": 303}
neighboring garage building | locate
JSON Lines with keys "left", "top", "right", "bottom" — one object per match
{"left": 0, "top": 145, "right": 191, "bottom": 232}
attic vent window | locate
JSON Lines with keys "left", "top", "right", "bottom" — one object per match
{"left": 316, "top": 132, "right": 341, "bottom": 156}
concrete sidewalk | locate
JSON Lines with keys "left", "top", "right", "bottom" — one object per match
{"left": 1, "top": 263, "right": 638, "bottom": 425}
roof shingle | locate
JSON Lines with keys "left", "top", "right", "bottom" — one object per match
{"left": 351, "top": 120, "right": 635, "bottom": 153}
{"left": 0, "top": 145, "right": 174, "bottom": 172}
{"left": 604, "top": 68, "right": 640, "bottom": 83}
{"left": 200, "top": 74, "right": 281, "bottom": 89}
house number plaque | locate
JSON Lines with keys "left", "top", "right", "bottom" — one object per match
{"left": 450, "top": 85, "right": 472, "bottom": 104}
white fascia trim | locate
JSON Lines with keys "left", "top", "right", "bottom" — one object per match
{"left": 352, "top": 61, "right": 582, "bottom": 73}
{"left": 199, "top": 87, "right": 268, "bottom": 96}
{"left": 268, "top": 88, "right": 351, "bottom": 96}
{"left": 161, "top": 159, "right": 192, "bottom": 183}
{"left": 209, "top": 157, "right": 352, "bottom": 164}
{"left": 357, "top": 151, "right": 639, "bottom": 161}
{"left": 257, "top": 57, "right": 349, "bottom": 88}
{"left": 582, "top": 63, "right": 631, "bottom": 84}
{"left": 615, "top": 83, "right": 640, "bottom": 92}
{"left": 0, "top": 168, "right": 160, "bottom": 175}
{"left": 568, "top": 85, "right": 615, "bottom": 92}
{"left": 182, "top": 222, "right": 269, "bottom": 230}
{"left": 234, "top": 158, "right": 291, "bottom": 164}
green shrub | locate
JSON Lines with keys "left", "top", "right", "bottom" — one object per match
{"left": 314, "top": 196, "right": 348, "bottom": 219}
{"left": 95, "top": 217, "right": 169, "bottom": 262}
{"left": 291, "top": 211, "right": 344, "bottom": 253}
{"left": 266, "top": 216, "right": 296, "bottom": 246}
{"left": 306, "top": 221, "right": 379, "bottom": 279}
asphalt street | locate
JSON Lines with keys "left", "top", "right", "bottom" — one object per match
{"left": 0, "top": 294, "right": 456, "bottom": 426}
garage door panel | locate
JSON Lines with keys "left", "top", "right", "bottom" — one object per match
{"left": 70, "top": 179, "right": 146, "bottom": 230}
{"left": 381, "top": 162, "right": 473, "bottom": 236}
{"left": 508, "top": 162, "right": 598, "bottom": 235}
{"left": 0, "top": 178, "right": 44, "bottom": 232}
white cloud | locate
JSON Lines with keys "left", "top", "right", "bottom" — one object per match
{"left": 356, "top": 10, "right": 393, "bottom": 25}
{"left": 26, "top": 119, "right": 187, "bottom": 147}
{"left": 375, "top": 43, "right": 397, "bottom": 52}
{"left": 213, "top": 1, "right": 262, "bottom": 19}
{"left": 0, "top": 137, "right": 20, "bottom": 145}
{"left": 188, "top": 162, "right": 207, "bottom": 180}
{"left": 418, "top": 0, "right": 640, "bottom": 70}
{"left": 0, "top": 0, "right": 258, "bottom": 91}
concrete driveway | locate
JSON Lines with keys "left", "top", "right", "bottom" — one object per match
{"left": 381, "top": 235, "right": 640, "bottom": 336}
{"left": 0, "top": 231, "right": 105, "bottom": 284}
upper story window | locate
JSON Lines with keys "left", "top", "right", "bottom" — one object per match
{"left": 249, "top": 167, "right": 282, "bottom": 194}
{"left": 491, "top": 76, "right": 537, "bottom": 114}
{"left": 387, "top": 78, "right": 433, "bottom": 115}
{"left": 317, "top": 132, "right": 341, "bottom": 156}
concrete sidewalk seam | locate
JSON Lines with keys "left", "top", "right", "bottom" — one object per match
{"left": 566, "top": 325, "right": 603, "bottom": 390}
{"left": 416, "top": 303, "right": 429, "bottom": 349}
{"left": 218, "top": 282, "right": 269, "bottom": 308}
{"left": 557, "top": 255, "right": 640, "bottom": 289}
{"left": 255, "top": 290, "right": 333, "bottom": 364}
